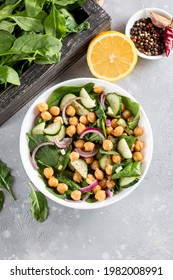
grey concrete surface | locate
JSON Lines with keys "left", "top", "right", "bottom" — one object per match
{"left": 0, "top": 0, "right": 173, "bottom": 260}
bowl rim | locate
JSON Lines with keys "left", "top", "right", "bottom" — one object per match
{"left": 125, "top": 7, "right": 172, "bottom": 60}
{"left": 20, "top": 77, "right": 153, "bottom": 210}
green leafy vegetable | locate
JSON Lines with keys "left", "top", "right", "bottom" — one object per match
{"left": 0, "top": 190, "right": 4, "bottom": 211}
{"left": 112, "top": 162, "right": 141, "bottom": 179}
{"left": 0, "top": 159, "right": 14, "bottom": 200}
{"left": 47, "top": 82, "right": 94, "bottom": 107}
{"left": 57, "top": 171, "right": 81, "bottom": 190}
{"left": 122, "top": 96, "right": 140, "bottom": 129}
{"left": 25, "top": 0, "right": 45, "bottom": 17}
{"left": 0, "top": 20, "right": 16, "bottom": 33}
{"left": 29, "top": 182, "right": 48, "bottom": 222}
{"left": 120, "top": 135, "right": 138, "bottom": 149}
{"left": 0, "top": 30, "right": 15, "bottom": 53}
{"left": 0, "top": 65, "right": 20, "bottom": 86}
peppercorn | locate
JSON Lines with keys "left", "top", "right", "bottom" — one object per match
{"left": 130, "top": 18, "right": 165, "bottom": 56}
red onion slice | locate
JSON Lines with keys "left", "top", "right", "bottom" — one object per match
{"left": 80, "top": 127, "right": 105, "bottom": 141}
{"left": 99, "top": 91, "right": 106, "bottom": 110}
{"left": 105, "top": 188, "right": 114, "bottom": 198}
{"left": 31, "top": 142, "right": 54, "bottom": 169}
{"left": 75, "top": 145, "right": 99, "bottom": 158}
{"left": 62, "top": 97, "right": 84, "bottom": 125}
{"left": 106, "top": 119, "right": 111, "bottom": 126}
{"left": 80, "top": 180, "right": 98, "bottom": 193}
{"left": 54, "top": 137, "right": 72, "bottom": 148}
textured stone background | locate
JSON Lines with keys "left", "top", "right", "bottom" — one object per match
{"left": 0, "top": 0, "right": 173, "bottom": 260}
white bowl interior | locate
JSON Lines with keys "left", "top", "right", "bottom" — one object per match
{"left": 20, "top": 78, "right": 153, "bottom": 210}
{"left": 125, "top": 8, "right": 172, "bottom": 60}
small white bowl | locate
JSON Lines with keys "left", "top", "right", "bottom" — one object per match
{"left": 20, "top": 78, "right": 153, "bottom": 210}
{"left": 125, "top": 8, "right": 172, "bottom": 60}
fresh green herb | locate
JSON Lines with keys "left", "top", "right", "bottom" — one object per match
{"left": 0, "top": 0, "right": 89, "bottom": 88}
{"left": 29, "top": 182, "right": 48, "bottom": 222}
{"left": 120, "top": 135, "right": 138, "bottom": 149}
{"left": 0, "top": 159, "right": 14, "bottom": 200}
{"left": 0, "top": 190, "right": 4, "bottom": 211}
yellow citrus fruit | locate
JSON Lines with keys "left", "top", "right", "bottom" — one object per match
{"left": 87, "top": 31, "right": 138, "bottom": 82}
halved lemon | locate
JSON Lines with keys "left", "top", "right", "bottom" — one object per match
{"left": 87, "top": 31, "right": 138, "bottom": 82}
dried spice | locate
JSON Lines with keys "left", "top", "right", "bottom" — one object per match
{"left": 164, "top": 21, "right": 173, "bottom": 56}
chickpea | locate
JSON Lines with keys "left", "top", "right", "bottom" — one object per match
{"left": 79, "top": 115, "right": 89, "bottom": 125}
{"left": 87, "top": 112, "right": 97, "bottom": 123}
{"left": 133, "top": 151, "right": 143, "bottom": 162}
{"left": 121, "top": 103, "right": 126, "bottom": 112}
{"left": 122, "top": 109, "right": 131, "bottom": 120}
{"left": 70, "top": 151, "right": 79, "bottom": 162}
{"left": 84, "top": 157, "right": 94, "bottom": 164}
{"left": 57, "top": 183, "right": 68, "bottom": 194}
{"left": 95, "top": 190, "right": 106, "bottom": 201}
{"left": 43, "top": 167, "right": 54, "bottom": 179}
{"left": 91, "top": 160, "right": 99, "bottom": 171}
{"left": 111, "top": 119, "right": 118, "bottom": 128}
{"left": 93, "top": 185, "right": 101, "bottom": 194}
{"left": 134, "top": 126, "right": 144, "bottom": 137}
{"left": 105, "top": 164, "right": 113, "bottom": 175}
{"left": 112, "top": 154, "right": 121, "bottom": 164}
{"left": 73, "top": 171, "right": 82, "bottom": 183}
{"left": 49, "top": 106, "right": 60, "bottom": 116}
{"left": 84, "top": 142, "right": 95, "bottom": 152}
{"left": 74, "top": 139, "right": 85, "bottom": 149}
{"left": 48, "top": 177, "right": 59, "bottom": 187}
{"left": 103, "top": 139, "right": 113, "bottom": 151}
{"left": 127, "top": 116, "right": 134, "bottom": 123}
{"left": 112, "top": 126, "right": 124, "bottom": 137}
{"left": 86, "top": 174, "right": 96, "bottom": 185}
{"left": 54, "top": 116, "right": 63, "bottom": 124}
{"left": 106, "top": 175, "right": 112, "bottom": 180}
{"left": 106, "top": 126, "right": 113, "bottom": 135}
{"left": 98, "top": 178, "right": 107, "bottom": 189}
{"left": 134, "top": 140, "right": 144, "bottom": 152}
{"left": 106, "top": 179, "right": 116, "bottom": 189}
{"left": 77, "top": 123, "right": 86, "bottom": 135}
{"left": 71, "top": 190, "right": 82, "bottom": 201}
{"left": 94, "top": 169, "right": 104, "bottom": 180}
{"left": 93, "top": 87, "right": 103, "bottom": 94}
{"left": 66, "top": 125, "right": 76, "bottom": 137}
{"left": 41, "top": 111, "right": 52, "bottom": 121}
{"left": 37, "top": 102, "right": 48, "bottom": 112}
{"left": 66, "top": 105, "right": 76, "bottom": 116}
{"left": 69, "top": 117, "right": 78, "bottom": 126}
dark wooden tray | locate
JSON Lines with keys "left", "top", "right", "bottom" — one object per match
{"left": 0, "top": 0, "right": 111, "bottom": 126}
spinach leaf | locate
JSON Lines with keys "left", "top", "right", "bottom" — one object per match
{"left": 0, "top": 0, "right": 22, "bottom": 14}
{"left": 29, "top": 182, "right": 48, "bottom": 222}
{"left": 46, "top": 185, "right": 67, "bottom": 199}
{"left": 99, "top": 148, "right": 119, "bottom": 155}
{"left": 44, "top": 5, "right": 66, "bottom": 39}
{"left": 120, "top": 135, "right": 138, "bottom": 149}
{"left": 27, "top": 134, "right": 59, "bottom": 167}
{"left": 25, "top": 0, "right": 45, "bottom": 17}
{"left": 57, "top": 171, "right": 81, "bottom": 190}
{"left": 0, "top": 191, "right": 4, "bottom": 211}
{"left": 0, "top": 30, "right": 15, "bottom": 53}
{"left": 0, "top": 65, "right": 20, "bottom": 86}
{"left": 0, "top": 159, "right": 14, "bottom": 200}
{"left": 56, "top": 146, "right": 72, "bottom": 171}
{"left": 122, "top": 96, "right": 140, "bottom": 130}
{"left": 48, "top": 82, "right": 94, "bottom": 107}
{"left": 95, "top": 102, "right": 106, "bottom": 119}
{"left": 0, "top": 20, "right": 16, "bottom": 33}
{"left": 112, "top": 162, "right": 141, "bottom": 179}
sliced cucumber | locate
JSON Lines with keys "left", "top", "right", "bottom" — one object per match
{"left": 117, "top": 118, "right": 127, "bottom": 128}
{"left": 117, "top": 138, "right": 132, "bottom": 159}
{"left": 60, "top": 94, "right": 76, "bottom": 110}
{"left": 106, "top": 93, "right": 122, "bottom": 116}
{"left": 72, "top": 100, "right": 89, "bottom": 116}
{"left": 46, "top": 125, "right": 65, "bottom": 142}
{"left": 44, "top": 122, "right": 61, "bottom": 135}
{"left": 106, "top": 106, "right": 116, "bottom": 117}
{"left": 31, "top": 122, "right": 45, "bottom": 135}
{"left": 119, "top": 177, "right": 139, "bottom": 188}
{"left": 99, "top": 155, "right": 112, "bottom": 171}
{"left": 124, "top": 126, "right": 134, "bottom": 135}
{"left": 68, "top": 162, "right": 75, "bottom": 172}
{"left": 70, "top": 159, "right": 88, "bottom": 179}
{"left": 80, "top": 88, "right": 96, "bottom": 109}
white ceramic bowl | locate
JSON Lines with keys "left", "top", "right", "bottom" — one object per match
{"left": 125, "top": 8, "right": 172, "bottom": 60}
{"left": 20, "top": 78, "right": 153, "bottom": 210}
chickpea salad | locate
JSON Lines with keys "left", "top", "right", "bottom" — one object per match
{"left": 27, "top": 82, "right": 145, "bottom": 203}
